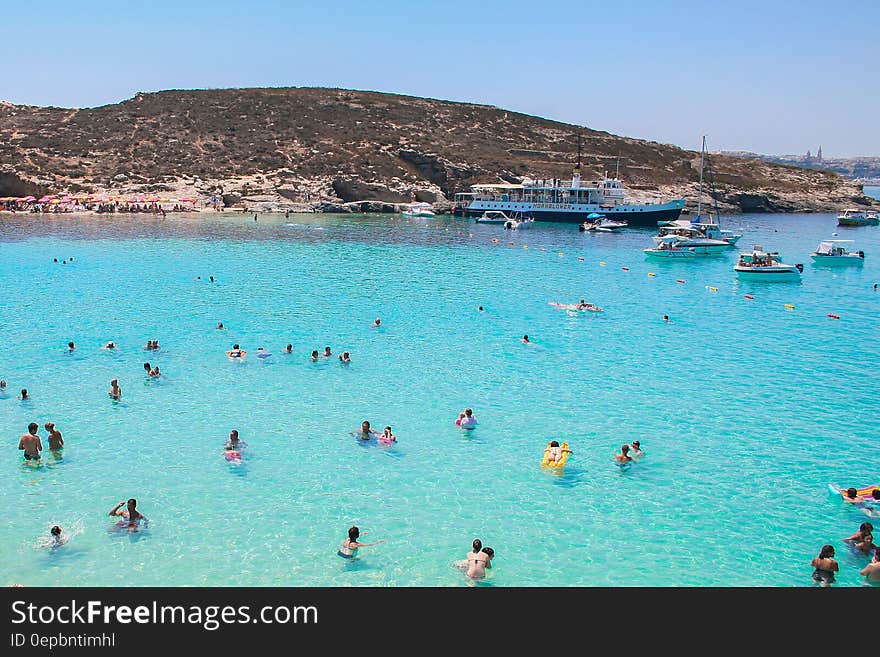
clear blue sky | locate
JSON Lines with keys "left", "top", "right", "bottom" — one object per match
{"left": 1, "top": 0, "right": 876, "bottom": 157}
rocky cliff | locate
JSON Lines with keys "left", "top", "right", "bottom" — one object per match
{"left": 0, "top": 89, "right": 875, "bottom": 213}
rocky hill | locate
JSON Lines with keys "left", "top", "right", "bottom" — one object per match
{"left": 1, "top": 88, "right": 875, "bottom": 213}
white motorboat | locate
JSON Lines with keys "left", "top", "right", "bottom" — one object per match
{"left": 734, "top": 245, "right": 803, "bottom": 280}
{"left": 402, "top": 202, "right": 435, "bottom": 217}
{"left": 503, "top": 216, "right": 534, "bottom": 230}
{"left": 810, "top": 239, "right": 865, "bottom": 265}
{"left": 475, "top": 210, "right": 511, "bottom": 224}
{"left": 643, "top": 236, "right": 698, "bottom": 258}
{"left": 837, "top": 208, "right": 879, "bottom": 226}
{"left": 651, "top": 224, "right": 730, "bottom": 253}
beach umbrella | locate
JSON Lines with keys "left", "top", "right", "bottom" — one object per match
{"left": 38, "top": 195, "right": 52, "bottom": 202}
{"left": 24, "top": 196, "right": 36, "bottom": 201}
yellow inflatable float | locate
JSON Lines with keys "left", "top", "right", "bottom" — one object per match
{"left": 541, "top": 441, "right": 572, "bottom": 469}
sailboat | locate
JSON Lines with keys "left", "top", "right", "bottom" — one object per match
{"left": 687, "top": 137, "right": 742, "bottom": 245}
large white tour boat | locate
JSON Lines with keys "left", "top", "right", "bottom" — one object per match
{"left": 453, "top": 160, "right": 684, "bottom": 227}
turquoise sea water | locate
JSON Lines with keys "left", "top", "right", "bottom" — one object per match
{"left": 1, "top": 211, "right": 878, "bottom": 587}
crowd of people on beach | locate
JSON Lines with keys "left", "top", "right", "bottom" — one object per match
{"left": 0, "top": 197, "right": 197, "bottom": 214}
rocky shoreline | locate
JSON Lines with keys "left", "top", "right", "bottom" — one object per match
{"left": 1, "top": 88, "right": 877, "bottom": 216}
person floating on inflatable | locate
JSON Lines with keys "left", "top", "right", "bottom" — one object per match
{"left": 541, "top": 440, "right": 572, "bottom": 468}
{"left": 379, "top": 426, "right": 397, "bottom": 445}
{"left": 456, "top": 408, "right": 478, "bottom": 430}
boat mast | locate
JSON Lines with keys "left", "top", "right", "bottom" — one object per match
{"left": 697, "top": 136, "right": 705, "bottom": 218}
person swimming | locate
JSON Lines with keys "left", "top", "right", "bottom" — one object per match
{"left": 630, "top": 441, "right": 644, "bottom": 458}
{"left": 284, "top": 344, "right": 292, "bottom": 354}
{"left": 45, "top": 422, "right": 63, "bottom": 451}
{"left": 228, "top": 344, "right": 244, "bottom": 358}
{"left": 811, "top": 544, "right": 839, "bottom": 586}
{"left": 462, "top": 539, "right": 493, "bottom": 579}
{"left": 143, "top": 362, "right": 152, "bottom": 375}
{"left": 337, "top": 525, "right": 386, "bottom": 559}
{"left": 379, "top": 426, "right": 397, "bottom": 445}
{"left": 339, "top": 351, "right": 351, "bottom": 363}
{"left": 310, "top": 349, "right": 319, "bottom": 362}
{"left": 67, "top": 341, "right": 76, "bottom": 351}
{"left": 102, "top": 341, "right": 117, "bottom": 350}
{"left": 458, "top": 408, "right": 478, "bottom": 429}
{"left": 351, "top": 421, "right": 380, "bottom": 441}
{"left": 109, "top": 498, "right": 146, "bottom": 530}
{"left": 256, "top": 347, "right": 271, "bottom": 359}
{"left": 19, "top": 423, "right": 42, "bottom": 461}
{"left": 216, "top": 322, "right": 225, "bottom": 329}
{"left": 615, "top": 444, "right": 633, "bottom": 464}
{"left": 19, "top": 388, "right": 29, "bottom": 400}
{"left": 109, "top": 379, "right": 122, "bottom": 400}
{"left": 521, "top": 334, "right": 530, "bottom": 344}
{"left": 323, "top": 346, "right": 332, "bottom": 357}
{"left": 372, "top": 318, "right": 381, "bottom": 328}
{"left": 149, "top": 365, "right": 161, "bottom": 377}
{"left": 225, "top": 429, "right": 248, "bottom": 451}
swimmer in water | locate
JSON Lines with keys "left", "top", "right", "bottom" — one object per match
{"left": 663, "top": 315, "right": 669, "bottom": 322}
{"left": 844, "top": 522, "right": 875, "bottom": 554}
{"left": 67, "top": 341, "right": 76, "bottom": 351}
{"left": 614, "top": 444, "right": 633, "bottom": 464}
{"left": 811, "top": 544, "right": 839, "bottom": 586}
{"left": 109, "top": 379, "right": 122, "bottom": 400}
{"left": 225, "top": 429, "right": 248, "bottom": 451}
{"left": 521, "top": 335, "right": 530, "bottom": 344}
{"left": 459, "top": 407, "right": 478, "bottom": 429}
{"left": 337, "top": 526, "right": 386, "bottom": 559}
{"left": 45, "top": 422, "right": 63, "bottom": 451}
{"left": 372, "top": 318, "right": 381, "bottom": 328}
{"left": 216, "top": 322, "right": 225, "bottom": 329}
{"left": 143, "top": 340, "right": 152, "bottom": 351}
{"left": 860, "top": 549, "right": 880, "bottom": 583}
{"left": 310, "top": 350, "right": 319, "bottom": 362}
{"left": 151, "top": 340, "right": 160, "bottom": 350}
{"left": 228, "top": 344, "right": 243, "bottom": 358}
{"left": 149, "top": 365, "right": 161, "bottom": 378}
{"left": 0, "top": 380, "right": 7, "bottom": 392}
{"left": 351, "top": 421, "right": 380, "bottom": 441}
{"left": 339, "top": 351, "right": 351, "bottom": 363}
{"left": 109, "top": 498, "right": 146, "bottom": 530}
{"left": 478, "top": 306, "right": 484, "bottom": 312}
{"left": 256, "top": 347, "right": 270, "bottom": 358}
{"left": 143, "top": 362, "right": 152, "bottom": 375}
{"left": 463, "top": 539, "right": 493, "bottom": 579}
{"left": 209, "top": 276, "right": 214, "bottom": 283}
{"left": 19, "top": 423, "right": 42, "bottom": 461}
{"left": 101, "top": 341, "right": 117, "bottom": 350}
{"left": 379, "top": 426, "right": 397, "bottom": 444}
{"left": 47, "top": 525, "right": 66, "bottom": 547}
{"left": 284, "top": 344, "right": 292, "bottom": 353}
{"left": 323, "top": 346, "right": 332, "bottom": 357}
{"left": 630, "top": 441, "right": 644, "bottom": 458}
{"left": 19, "top": 388, "right": 29, "bottom": 400}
